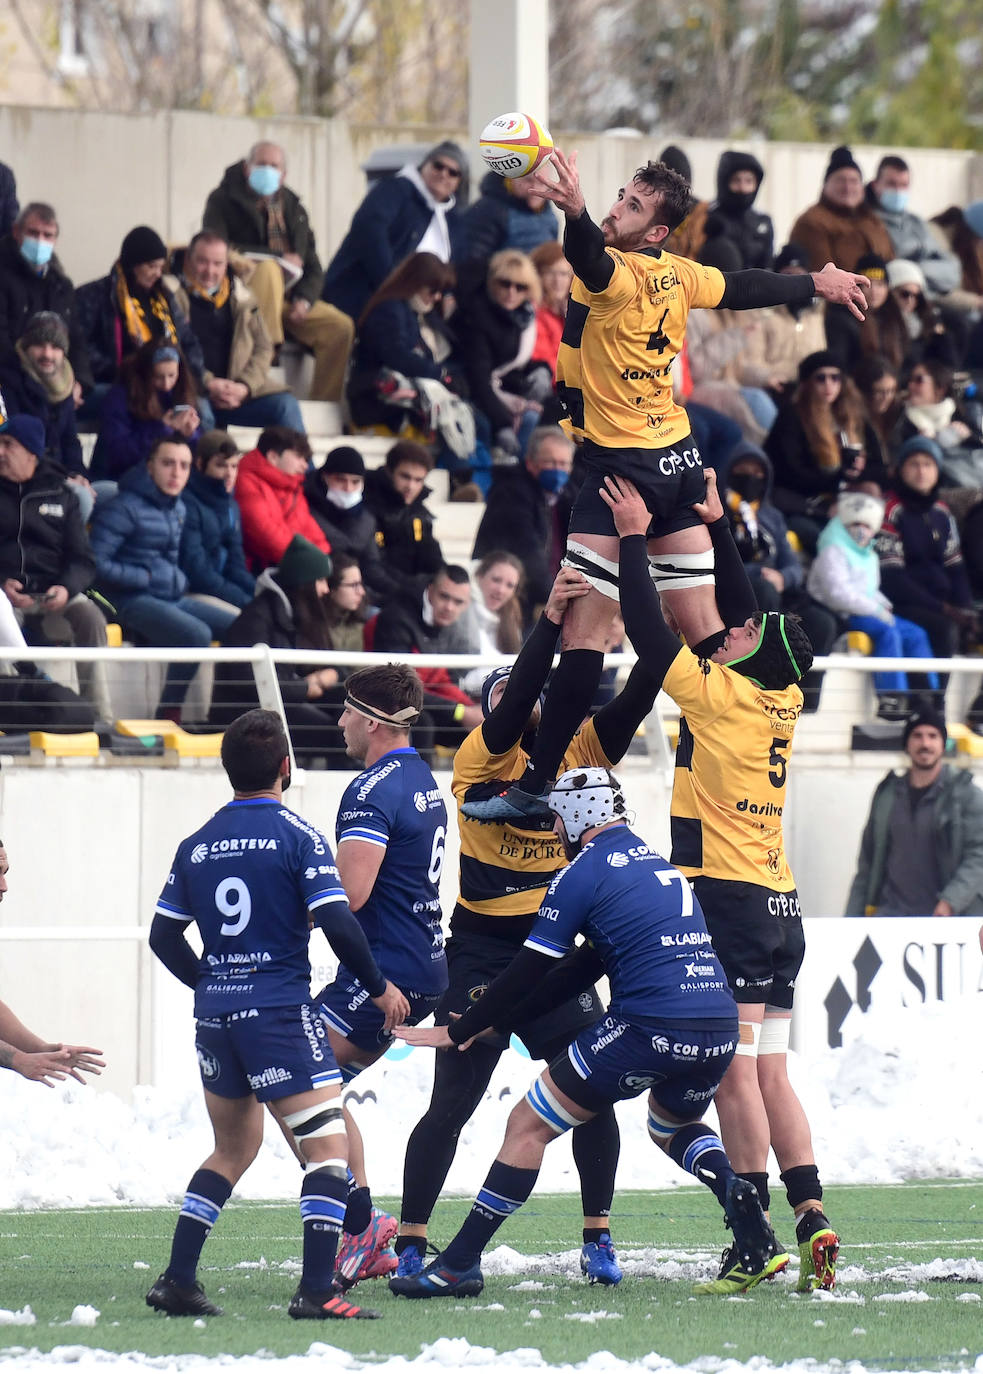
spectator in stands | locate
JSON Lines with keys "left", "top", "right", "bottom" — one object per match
{"left": 94, "top": 342, "right": 201, "bottom": 482}
{"left": 451, "top": 249, "right": 548, "bottom": 463}
{"left": 363, "top": 439, "right": 444, "bottom": 581}
{"left": 210, "top": 534, "right": 348, "bottom": 765}
{"left": 930, "top": 201, "right": 983, "bottom": 318}
{"left": 826, "top": 253, "right": 907, "bottom": 376}
{"left": 766, "top": 351, "right": 884, "bottom": 552}
{"left": 529, "top": 240, "right": 573, "bottom": 383}
{"left": 321, "top": 551, "right": 370, "bottom": 663}
{"left": 845, "top": 703, "right": 983, "bottom": 916}
{"left": 0, "top": 162, "right": 17, "bottom": 237}
{"left": 685, "top": 282, "right": 775, "bottom": 441}
{"left": 700, "top": 150, "right": 773, "bottom": 272}
{"left": 0, "top": 312, "right": 85, "bottom": 486}
{"left": 302, "top": 445, "right": 395, "bottom": 604}
{"left": 170, "top": 231, "right": 303, "bottom": 432}
{"left": 76, "top": 226, "right": 208, "bottom": 421}
{"left": 458, "top": 169, "right": 558, "bottom": 297}
{"left": 202, "top": 141, "right": 352, "bottom": 401}
{"left": 472, "top": 424, "right": 574, "bottom": 624}
{"left": 806, "top": 489, "right": 937, "bottom": 719}
{"left": 0, "top": 414, "right": 111, "bottom": 720}
{"left": 735, "top": 242, "right": 827, "bottom": 397}
{"left": 234, "top": 424, "right": 329, "bottom": 572}
{"left": 89, "top": 437, "right": 238, "bottom": 717}
{"left": 890, "top": 361, "right": 982, "bottom": 478}
{"left": 877, "top": 436, "right": 977, "bottom": 675}
{"left": 789, "top": 146, "right": 894, "bottom": 275}
{"left": 459, "top": 550, "right": 525, "bottom": 699}
{"left": 886, "top": 260, "right": 961, "bottom": 373}
{"left": 866, "top": 156, "right": 961, "bottom": 299}
{"left": 660, "top": 144, "right": 707, "bottom": 261}
{"left": 179, "top": 431, "right": 255, "bottom": 611}
{"left": 323, "top": 140, "right": 465, "bottom": 321}
{"left": 854, "top": 355, "right": 902, "bottom": 459}
{"left": 373, "top": 563, "right": 484, "bottom": 746}
{"left": 0, "top": 202, "right": 92, "bottom": 399}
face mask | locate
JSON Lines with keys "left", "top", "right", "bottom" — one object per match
{"left": 205, "top": 280, "right": 222, "bottom": 297}
{"left": 326, "top": 486, "right": 362, "bottom": 511}
{"left": 538, "top": 468, "right": 569, "bottom": 494}
{"left": 248, "top": 164, "right": 281, "bottom": 197}
{"left": 879, "top": 188, "right": 909, "bottom": 214}
{"left": 729, "top": 472, "right": 766, "bottom": 503}
{"left": 20, "top": 236, "right": 53, "bottom": 268}
{"left": 723, "top": 190, "right": 757, "bottom": 214}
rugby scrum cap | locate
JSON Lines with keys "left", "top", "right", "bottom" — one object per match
{"left": 547, "top": 767, "right": 628, "bottom": 844}
{"left": 481, "top": 665, "right": 513, "bottom": 716}
{"left": 727, "top": 612, "right": 814, "bottom": 691}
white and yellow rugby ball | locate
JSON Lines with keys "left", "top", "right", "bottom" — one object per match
{"left": 479, "top": 112, "right": 554, "bottom": 179}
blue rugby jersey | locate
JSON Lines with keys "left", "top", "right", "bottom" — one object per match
{"left": 156, "top": 798, "right": 351, "bottom": 1015}
{"left": 525, "top": 824, "right": 735, "bottom": 1025}
{"left": 336, "top": 748, "right": 449, "bottom": 993}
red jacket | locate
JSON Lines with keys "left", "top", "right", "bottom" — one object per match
{"left": 531, "top": 305, "right": 564, "bottom": 379}
{"left": 234, "top": 449, "right": 330, "bottom": 571}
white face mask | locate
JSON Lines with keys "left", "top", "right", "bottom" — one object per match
{"left": 326, "top": 486, "right": 362, "bottom": 511}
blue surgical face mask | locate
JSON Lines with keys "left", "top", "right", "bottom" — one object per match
{"left": 248, "top": 164, "right": 281, "bottom": 198}
{"left": 538, "top": 468, "right": 569, "bottom": 494}
{"left": 20, "top": 236, "right": 54, "bottom": 269}
{"left": 879, "top": 188, "right": 909, "bottom": 214}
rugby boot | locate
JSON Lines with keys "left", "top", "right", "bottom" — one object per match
{"left": 334, "top": 1208, "right": 399, "bottom": 1289}
{"left": 795, "top": 1209, "right": 839, "bottom": 1292}
{"left": 692, "top": 1242, "right": 789, "bottom": 1295}
{"left": 580, "top": 1232, "right": 623, "bottom": 1286}
{"left": 388, "top": 1253, "right": 484, "bottom": 1299}
{"left": 460, "top": 783, "right": 552, "bottom": 824}
{"left": 287, "top": 1285, "right": 380, "bottom": 1320}
{"left": 390, "top": 1241, "right": 427, "bottom": 1283}
{"left": 145, "top": 1273, "right": 222, "bottom": 1317}
{"left": 693, "top": 1178, "right": 789, "bottom": 1294}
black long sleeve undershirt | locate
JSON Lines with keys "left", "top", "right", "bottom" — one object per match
{"left": 563, "top": 210, "right": 615, "bottom": 293}
{"left": 492, "top": 941, "right": 606, "bottom": 1034}
{"left": 717, "top": 269, "right": 815, "bottom": 312}
{"left": 481, "top": 612, "right": 561, "bottom": 757}
{"left": 706, "top": 514, "right": 759, "bottom": 627}
{"left": 448, "top": 945, "right": 556, "bottom": 1044}
{"left": 618, "top": 535, "right": 685, "bottom": 690}
{"left": 149, "top": 916, "right": 201, "bottom": 990}
{"left": 592, "top": 659, "right": 663, "bottom": 763}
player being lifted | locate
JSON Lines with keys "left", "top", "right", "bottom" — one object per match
{"left": 147, "top": 709, "right": 407, "bottom": 1322}
{"left": 464, "top": 149, "right": 870, "bottom": 823}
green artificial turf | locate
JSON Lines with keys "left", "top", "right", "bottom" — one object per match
{"left": 1, "top": 1182, "right": 981, "bottom": 1368}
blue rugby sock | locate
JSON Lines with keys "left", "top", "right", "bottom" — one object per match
{"left": 166, "top": 1168, "right": 233, "bottom": 1288}
{"left": 442, "top": 1160, "right": 538, "bottom": 1271}
{"left": 300, "top": 1167, "right": 348, "bottom": 1295}
{"left": 667, "top": 1124, "right": 735, "bottom": 1207}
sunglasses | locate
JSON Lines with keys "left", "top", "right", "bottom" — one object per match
{"left": 813, "top": 371, "right": 842, "bottom": 383}
{"left": 896, "top": 288, "right": 922, "bottom": 301}
{"left": 494, "top": 279, "right": 530, "bottom": 293}
{"left": 430, "top": 159, "right": 461, "bottom": 177}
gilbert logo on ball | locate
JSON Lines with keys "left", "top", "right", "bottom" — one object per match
{"left": 479, "top": 112, "right": 554, "bottom": 179}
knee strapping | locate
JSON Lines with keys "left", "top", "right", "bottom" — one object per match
{"left": 735, "top": 1020, "right": 763, "bottom": 1058}
{"left": 647, "top": 549, "right": 715, "bottom": 593}
{"left": 759, "top": 1016, "right": 791, "bottom": 1055}
{"left": 284, "top": 1101, "right": 345, "bottom": 1147}
{"left": 646, "top": 1104, "right": 682, "bottom": 1144}
{"left": 526, "top": 1077, "right": 581, "bottom": 1135}
{"left": 563, "top": 541, "right": 620, "bottom": 601}
{"left": 304, "top": 1155, "right": 347, "bottom": 1181}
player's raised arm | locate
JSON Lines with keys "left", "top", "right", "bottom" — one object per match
{"left": 717, "top": 262, "right": 869, "bottom": 321}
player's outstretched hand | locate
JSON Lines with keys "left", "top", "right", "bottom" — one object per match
{"left": 524, "top": 147, "right": 585, "bottom": 218}
{"left": 545, "top": 565, "right": 590, "bottom": 625}
{"left": 599, "top": 474, "right": 652, "bottom": 537}
{"left": 395, "top": 1023, "right": 456, "bottom": 1051}
{"left": 692, "top": 468, "right": 724, "bottom": 524}
{"left": 60, "top": 1045, "right": 105, "bottom": 1083}
{"left": 812, "top": 262, "right": 870, "bottom": 321}
{"left": 372, "top": 980, "right": 410, "bottom": 1034}
{"left": 12, "top": 1045, "right": 102, "bottom": 1087}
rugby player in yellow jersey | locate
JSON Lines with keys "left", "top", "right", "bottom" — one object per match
{"left": 464, "top": 148, "right": 869, "bottom": 826}
{"left": 601, "top": 469, "right": 839, "bottom": 1297}
{"left": 390, "top": 565, "right": 665, "bottom": 1288}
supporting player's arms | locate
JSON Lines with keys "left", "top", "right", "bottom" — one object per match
{"left": 692, "top": 472, "right": 759, "bottom": 627}
{"left": 492, "top": 941, "right": 605, "bottom": 1033}
{"left": 149, "top": 914, "right": 202, "bottom": 989}
{"left": 396, "top": 946, "right": 556, "bottom": 1048}
{"left": 592, "top": 661, "right": 662, "bottom": 764}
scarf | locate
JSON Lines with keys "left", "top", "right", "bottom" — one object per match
{"left": 399, "top": 164, "right": 455, "bottom": 262}
{"left": 816, "top": 514, "right": 881, "bottom": 601}
{"left": 113, "top": 261, "right": 177, "bottom": 349}
{"left": 905, "top": 398, "right": 956, "bottom": 438}
{"left": 182, "top": 273, "right": 231, "bottom": 310}
{"left": 14, "top": 340, "right": 75, "bottom": 404}
{"left": 264, "top": 196, "right": 290, "bottom": 258}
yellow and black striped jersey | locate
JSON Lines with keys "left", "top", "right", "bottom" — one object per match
{"left": 558, "top": 248, "right": 724, "bottom": 448}
{"left": 664, "top": 650, "right": 802, "bottom": 891}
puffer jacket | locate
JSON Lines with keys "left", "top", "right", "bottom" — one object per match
{"left": 89, "top": 463, "right": 188, "bottom": 602}
{"left": 234, "top": 448, "right": 330, "bottom": 572}
{"left": 179, "top": 466, "right": 255, "bottom": 608}
{"left": 701, "top": 150, "right": 774, "bottom": 272}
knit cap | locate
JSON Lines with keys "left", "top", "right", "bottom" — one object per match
{"left": 120, "top": 226, "right": 168, "bottom": 269}
{"left": 275, "top": 535, "right": 332, "bottom": 589}
{"left": 824, "top": 145, "right": 862, "bottom": 181}
{"left": 321, "top": 445, "right": 366, "bottom": 478}
{"left": 20, "top": 310, "right": 69, "bottom": 352}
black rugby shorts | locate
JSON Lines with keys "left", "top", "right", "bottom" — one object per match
{"left": 569, "top": 437, "right": 706, "bottom": 540}
{"left": 693, "top": 877, "right": 805, "bottom": 1010}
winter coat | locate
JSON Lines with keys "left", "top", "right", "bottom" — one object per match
{"left": 210, "top": 568, "right": 319, "bottom": 725}
{"left": 75, "top": 271, "right": 204, "bottom": 387}
{"left": 876, "top": 491, "right": 972, "bottom": 615}
{"left": 0, "top": 357, "right": 83, "bottom": 476}
{"left": 347, "top": 298, "right": 448, "bottom": 430}
{"left": 203, "top": 161, "right": 324, "bottom": 305}
{"left": 234, "top": 448, "right": 329, "bottom": 572}
{"left": 362, "top": 467, "right": 443, "bottom": 581}
{"left": 323, "top": 165, "right": 462, "bottom": 321}
{"left": 0, "top": 458, "right": 93, "bottom": 597}
{"left": 700, "top": 151, "right": 774, "bottom": 272}
{"left": 472, "top": 461, "right": 573, "bottom": 612}
{"left": 93, "top": 383, "right": 201, "bottom": 481}
{"left": 450, "top": 291, "right": 534, "bottom": 431}
{"left": 845, "top": 765, "right": 983, "bottom": 915}
{"left": 718, "top": 441, "right": 804, "bottom": 590}
{"left": 736, "top": 303, "right": 827, "bottom": 389}
{"left": 765, "top": 405, "right": 885, "bottom": 517}
{"left": 460, "top": 172, "right": 559, "bottom": 278}
{"left": 89, "top": 463, "right": 188, "bottom": 603}
{"left": 179, "top": 466, "right": 255, "bottom": 609}
{"left": 0, "top": 236, "right": 92, "bottom": 391}
{"left": 373, "top": 580, "right": 476, "bottom": 708}
{"left": 301, "top": 471, "right": 396, "bottom": 603}
{"left": 865, "top": 185, "right": 961, "bottom": 297}
{"left": 0, "top": 163, "right": 17, "bottom": 238}
{"left": 806, "top": 517, "right": 890, "bottom": 620}
{"left": 169, "top": 270, "right": 279, "bottom": 398}
{"left": 788, "top": 197, "right": 894, "bottom": 275}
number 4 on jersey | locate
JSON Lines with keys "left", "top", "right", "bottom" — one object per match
{"left": 646, "top": 308, "right": 670, "bottom": 354}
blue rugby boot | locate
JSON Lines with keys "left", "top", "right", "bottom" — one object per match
{"left": 580, "top": 1232, "right": 623, "bottom": 1286}
{"left": 388, "top": 1253, "right": 484, "bottom": 1300}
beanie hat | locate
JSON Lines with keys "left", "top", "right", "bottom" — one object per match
{"left": 0, "top": 413, "right": 45, "bottom": 456}
{"left": 659, "top": 144, "right": 692, "bottom": 185}
{"left": 824, "top": 145, "right": 862, "bottom": 181}
{"left": 321, "top": 445, "right": 366, "bottom": 478}
{"left": 20, "top": 310, "right": 69, "bottom": 352}
{"left": 275, "top": 534, "right": 333, "bottom": 589}
{"left": 855, "top": 252, "right": 888, "bottom": 281}
{"left": 837, "top": 490, "right": 885, "bottom": 535}
{"left": 774, "top": 242, "right": 809, "bottom": 272}
{"left": 798, "top": 350, "right": 840, "bottom": 383}
{"left": 422, "top": 141, "right": 466, "bottom": 173}
{"left": 120, "top": 225, "right": 168, "bottom": 270}
{"left": 896, "top": 433, "right": 943, "bottom": 470}
{"left": 886, "top": 258, "right": 927, "bottom": 292}
{"left": 197, "top": 429, "right": 239, "bottom": 464}
{"left": 964, "top": 201, "right": 983, "bottom": 239}
{"left": 902, "top": 701, "right": 947, "bottom": 750}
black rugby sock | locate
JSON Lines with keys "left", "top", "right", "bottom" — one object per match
{"left": 166, "top": 1168, "right": 233, "bottom": 1288}
{"left": 520, "top": 649, "right": 604, "bottom": 794}
{"left": 343, "top": 1184, "right": 372, "bottom": 1236}
{"left": 572, "top": 1107, "right": 619, "bottom": 1222}
{"left": 667, "top": 1124, "right": 734, "bottom": 1207}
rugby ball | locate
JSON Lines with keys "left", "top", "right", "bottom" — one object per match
{"left": 479, "top": 112, "right": 554, "bottom": 179}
